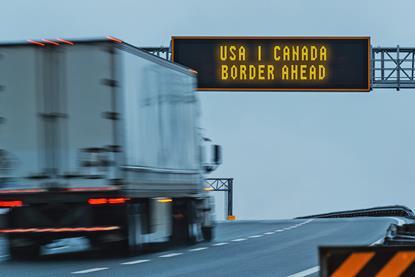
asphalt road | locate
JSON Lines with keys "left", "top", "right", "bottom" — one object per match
{"left": 0, "top": 217, "right": 403, "bottom": 277}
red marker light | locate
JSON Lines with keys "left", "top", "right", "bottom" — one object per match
{"left": 108, "top": 197, "right": 130, "bottom": 204}
{"left": 42, "top": 39, "right": 59, "bottom": 46}
{"left": 88, "top": 197, "right": 129, "bottom": 205}
{"left": 88, "top": 198, "right": 107, "bottom": 205}
{"left": 106, "top": 36, "right": 123, "bottom": 43}
{"left": 57, "top": 38, "right": 75, "bottom": 45}
{"left": 0, "top": 200, "right": 23, "bottom": 207}
{"left": 27, "top": 40, "right": 45, "bottom": 46}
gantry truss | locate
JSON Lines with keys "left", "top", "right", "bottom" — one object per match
{"left": 205, "top": 178, "right": 233, "bottom": 219}
{"left": 372, "top": 47, "right": 415, "bottom": 90}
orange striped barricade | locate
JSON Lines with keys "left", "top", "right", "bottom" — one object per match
{"left": 319, "top": 246, "right": 415, "bottom": 277}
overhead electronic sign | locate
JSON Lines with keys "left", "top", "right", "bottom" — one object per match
{"left": 171, "top": 37, "right": 370, "bottom": 91}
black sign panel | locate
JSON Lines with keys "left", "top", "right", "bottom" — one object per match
{"left": 172, "top": 37, "right": 370, "bottom": 91}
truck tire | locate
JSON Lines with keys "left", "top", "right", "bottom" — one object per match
{"left": 172, "top": 199, "right": 201, "bottom": 245}
{"left": 89, "top": 204, "right": 142, "bottom": 256}
{"left": 186, "top": 200, "right": 202, "bottom": 245}
{"left": 202, "top": 226, "right": 214, "bottom": 242}
{"left": 103, "top": 206, "right": 143, "bottom": 256}
{"left": 186, "top": 223, "right": 198, "bottom": 245}
{"left": 126, "top": 203, "right": 143, "bottom": 254}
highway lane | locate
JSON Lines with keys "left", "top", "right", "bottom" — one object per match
{"left": 0, "top": 217, "right": 404, "bottom": 276}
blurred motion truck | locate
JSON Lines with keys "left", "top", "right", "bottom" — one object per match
{"left": 0, "top": 38, "right": 221, "bottom": 258}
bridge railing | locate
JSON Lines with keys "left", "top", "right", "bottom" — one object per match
{"left": 297, "top": 205, "right": 414, "bottom": 219}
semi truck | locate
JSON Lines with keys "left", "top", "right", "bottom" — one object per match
{"left": 0, "top": 37, "right": 221, "bottom": 258}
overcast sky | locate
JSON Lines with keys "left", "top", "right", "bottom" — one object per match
{"left": 1, "top": 0, "right": 415, "bottom": 219}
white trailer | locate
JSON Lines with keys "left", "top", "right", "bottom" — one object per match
{"left": 0, "top": 38, "right": 221, "bottom": 258}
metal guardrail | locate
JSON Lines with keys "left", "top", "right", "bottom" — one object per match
{"left": 296, "top": 205, "right": 414, "bottom": 219}
{"left": 384, "top": 223, "right": 415, "bottom": 246}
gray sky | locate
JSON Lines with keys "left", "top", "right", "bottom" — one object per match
{"left": 1, "top": 0, "right": 415, "bottom": 219}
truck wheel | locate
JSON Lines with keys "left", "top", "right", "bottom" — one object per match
{"left": 202, "top": 226, "right": 214, "bottom": 242}
{"left": 172, "top": 199, "right": 200, "bottom": 245}
{"left": 186, "top": 200, "right": 201, "bottom": 245}
{"left": 9, "top": 243, "right": 41, "bottom": 260}
{"left": 129, "top": 204, "right": 143, "bottom": 252}
{"left": 186, "top": 223, "right": 198, "bottom": 245}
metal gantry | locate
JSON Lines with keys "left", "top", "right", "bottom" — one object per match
{"left": 142, "top": 46, "right": 415, "bottom": 91}
{"left": 142, "top": 45, "right": 415, "bottom": 220}
{"left": 372, "top": 46, "right": 415, "bottom": 90}
{"left": 205, "top": 178, "right": 234, "bottom": 219}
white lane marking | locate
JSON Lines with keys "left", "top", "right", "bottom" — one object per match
{"left": 159, "top": 252, "right": 183, "bottom": 258}
{"left": 277, "top": 220, "right": 314, "bottom": 232}
{"left": 286, "top": 265, "right": 319, "bottom": 277}
{"left": 280, "top": 219, "right": 314, "bottom": 232}
{"left": 231, "top": 238, "right": 246, "bottom": 242}
{"left": 189, "top": 247, "right": 208, "bottom": 252}
{"left": 283, "top": 221, "right": 318, "bottom": 277}
{"left": 72, "top": 268, "right": 108, "bottom": 274}
{"left": 121, "top": 259, "right": 150, "bottom": 265}
{"left": 249, "top": 235, "right": 262, "bottom": 238}
{"left": 212, "top": 242, "right": 229, "bottom": 246}
{"left": 264, "top": 232, "right": 274, "bottom": 235}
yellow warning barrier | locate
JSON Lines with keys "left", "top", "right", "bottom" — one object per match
{"left": 320, "top": 246, "right": 415, "bottom": 277}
